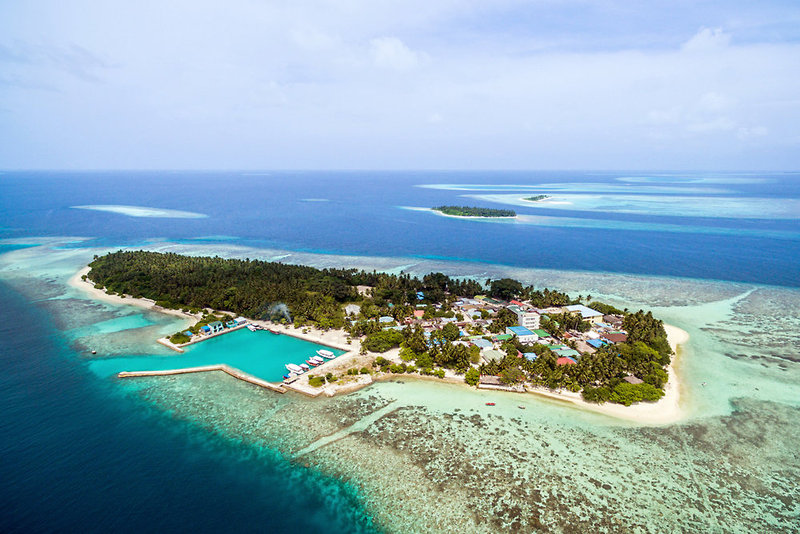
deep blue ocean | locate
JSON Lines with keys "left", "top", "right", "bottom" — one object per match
{"left": 1, "top": 171, "right": 798, "bottom": 532}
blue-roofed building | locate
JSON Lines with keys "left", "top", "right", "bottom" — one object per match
{"left": 505, "top": 325, "right": 538, "bottom": 343}
{"left": 207, "top": 321, "right": 224, "bottom": 334}
{"left": 416, "top": 291, "right": 425, "bottom": 300}
{"left": 183, "top": 330, "right": 193, "bottom": 338}
{"left": 523, "top": 352, "right": 538, "bottom": 362}
{"left": 471, "top": 338, "right": 492, "bottom": 350}
{"left": 586, "top": 339, "right": 606, "bottom": 349}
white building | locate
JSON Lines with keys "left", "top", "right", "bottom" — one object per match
{"left": 512, "top": 308, "right": 541, "bottom": 330}
{"left": 565, "top": 305, "right": 604, "bottom": 324}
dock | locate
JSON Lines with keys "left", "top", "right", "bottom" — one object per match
{"left": 117, "top": 364, "right": 287, "bottom": 393}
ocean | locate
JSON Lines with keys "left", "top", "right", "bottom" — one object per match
{"left": 0, "top": 171, "right": 798, "bottom": 532}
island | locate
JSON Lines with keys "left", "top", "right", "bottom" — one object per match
{"left": 83, "top": 250, "right": 681, "bottom": 411}
{"left": 432, "top": 205, "right": 516, "bottom": 218}
{"left": 524, "top": 195, "right": 552, "bottom": 202}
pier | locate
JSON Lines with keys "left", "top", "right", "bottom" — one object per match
{"left": 118, "top": 364, "right": 287, "bottom": 393}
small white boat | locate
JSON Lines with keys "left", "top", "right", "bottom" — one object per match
{"left": 310, "top": 356, "right": 325, "bottom": 364}
{"left": 286, "top": 363, "right": 303, "bottom": 373}
{"left": 247, "top": 324, "right": 257, "bottom": 332}
{"left": 317, "top": 349, "right": 335, "bottom": 359}
{"left": 300, "top": 363, "right": 310, "bottom": 371}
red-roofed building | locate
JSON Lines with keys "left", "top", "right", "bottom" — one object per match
{"left": 556, "top": 357, "right": 577, "bottom": 366}
{"left": 413, "top": 310, "right": 425, "bottom": 318}
{"left": 604, "top": 332, "right": 628, "bottom": 343}
{"left": 510, "top": 300, "right": 525, "bottom": 307}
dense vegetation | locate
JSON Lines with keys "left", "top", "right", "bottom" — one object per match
{"left": 88, "top": 250, "right": 484, "bottom": 327}
{"left": 433, "top": 206, "right": 516, "bottom": 217}
{"left": 524, "top": 195, "right": 551, "bottom": 202}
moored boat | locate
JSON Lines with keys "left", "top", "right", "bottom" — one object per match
{"left": 300, "top": 363, "right": 310, "bottom": 370}
{"left": 286, "top": 363, "right": 303, "bottom": 373}
{"left": 486, "top": 402, "right": 496, "bottom": 406}
{"left": 247, "top": 324, "right": 257, "bottom": 332}
{"left": 306, "top": 359, "right": 319, "bottom": 367}
{"left": 317, "top": 349, "right": 335, "bottom": 359}
{"left": 310, "top": 356, "right": 325, "bottom": 364}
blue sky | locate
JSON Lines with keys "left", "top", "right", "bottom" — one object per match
{"left": 1, "top": 1, "right": 799, "bottom": 170}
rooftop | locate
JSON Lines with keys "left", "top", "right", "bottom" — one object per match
{"left": 565, "top": 304, "right": 603, "bottom": 318}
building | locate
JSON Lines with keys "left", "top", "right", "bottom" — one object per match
{"left": 553, "top": 347, "right": 581, "bottom": 360}
{"left": 482, "top": 349, "right": 506, "bottom": 363}
{"left": 471, "top": 338, "right": 493, "bottom": 350}
{"left": 207, "top": 321, "right": 224, "bottom": 334}
{"left": 234, "top": 316, "right": 248, "bottom": 325}
{"left": 512, "top": 308, "right": 541, "bottom": 330}
{"left": 344, "top": 304, "right": 361, "bottom": 316}
{"left": 556, "top": 356, "right": 577, "bottom": 366}
{"left": 506, "top": 326, "right": 538, "bottom": 343}
{"left": 531, "top": 328, "right": 550, "bottom": 338}
{"left": 623, "top": 374, "right": 644, "bottom": 384}
{"left": 565, "top": 305, "right": 604, "bottom": 323}
{"left": 604, "top": 332, "right": 628, "bottom": 344}
{"left": 379, "top": 316, "right": 395, "bottom": 324}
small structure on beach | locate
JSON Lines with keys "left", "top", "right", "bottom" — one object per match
{"left": 207, "top": 320, "right": 224, "bottom": 334}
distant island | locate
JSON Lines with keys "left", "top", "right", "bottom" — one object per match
{"left": 84, "top": 250, "right": 679, "bottom": 409}
{"left": 433, "top": 205, "right": 516, "bottom": 218}
{"left": 524, "top": 195, "right": 552, "bottom": 202}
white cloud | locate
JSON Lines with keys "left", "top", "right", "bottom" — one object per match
{"left": 682, "top": 27, "right": 731, "bottom": 52}
{"left": 369, "top": 37, "right": 427, "bottom": 71}
{"left": 737, "top": 126, "right": 768, "bottom": 140}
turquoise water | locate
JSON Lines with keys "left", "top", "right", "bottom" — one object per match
{"left": 88, "top": 328, "right": 345, "bottom": 382}
{"left": 1, "top": 169, "right": 800, "bottom": 532}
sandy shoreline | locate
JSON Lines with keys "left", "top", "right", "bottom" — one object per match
{"left": 70, "top": 264, "right": 689, "bottom": 423}
{"left": 69, "top": 266, "right": 198, "bottom": 323}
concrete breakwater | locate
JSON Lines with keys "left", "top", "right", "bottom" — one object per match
{"left": 118, "top": 364, "right": 287, "bottom": 393}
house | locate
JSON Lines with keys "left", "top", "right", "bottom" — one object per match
{"left": 531, "top": 329, "right": 550, "bottom": 338}
{"left": 234, "top": 316, "right": 248, "bottom": 325}
{"left": 482, "top": 349, "right": 506, "bottom": 363}
{"left": 182, "top": 330, "right": 193, "bottom": 338}
{"left": 604, "top": 332, "right": 628, "bottom": 344}
{"left": 523, "top": 352, "right": 538, "bottom": 362}
{"left": 207, "top": 321, "right": 224, "bottom": 334}
{"left": 226, "top": 320, "right": 237, "bottom": 328}
{"left": 344, "top": 304, "right": 361, "bottom": 316}
{"left": 565, "top": 305, "right": 604, "bottom": 323}
{"left": 586, "top": 339, "right": 607, "bottom": 349}
{"left": 623, "top": 374, "right": 644, "bottom": 384}
{"left": 471, "top": 338, "right": 493, "bottom": 350}
{"left": 478, "top": 375, "right": 503, "bottom": 386}
{"left": 506, "top": 326, "right": 538, "bottom": 343}
{"left": 378, "top": 316, "right": 395, "bottom": 324}
{"left": 413, "top": 309, "right": 425, "bottom": 318}
{"left": 492, "top": 333, "right": 513, "bottom": 342}
{"left": 556, "top": 357, "right": 577, "bottom": 366}
{"left": 553, "top": 347, "right": 580, "bottom": 360}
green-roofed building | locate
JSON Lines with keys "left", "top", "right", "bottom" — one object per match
{"left": 532, "top": 329, "right": 550, "bottom": 338}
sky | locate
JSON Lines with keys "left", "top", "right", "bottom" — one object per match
{"left": 1, "top": 0, "right": 800, "bottom": 170}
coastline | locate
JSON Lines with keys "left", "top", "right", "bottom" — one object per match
{"left": 69, "top": 266, "right": 198, "bottom": 323}
{"left": 70, "top": 263, "right": 689, "bottom": 423}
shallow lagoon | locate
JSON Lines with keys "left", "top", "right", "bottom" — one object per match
{"left": 88, "top": 328, "right": 345, "bottom": 382}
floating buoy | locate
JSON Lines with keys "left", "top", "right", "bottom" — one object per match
{"left": 91, "top": 350, "right": 97, "bottom": 355}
